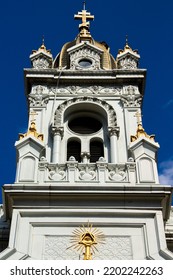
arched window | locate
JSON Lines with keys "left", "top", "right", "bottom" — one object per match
{"left": 63, "top": 102, "right": 111, "bottom": 163}
{"left": 67, "top": 140, "right": 81, "bottom": 162}
{"left": 90, "top": 140, "right": 104, "bottom": 162}
{"left": 68, "top": 116, "right": 102, "bottom": 134}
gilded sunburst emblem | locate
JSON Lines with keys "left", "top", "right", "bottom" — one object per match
{"left": 67, "top": 222, "right": 105, "bottom": 260}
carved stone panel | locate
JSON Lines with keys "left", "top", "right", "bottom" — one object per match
{"left": 108, "top": 170, "right": 126, "bottom": 181}
{"left": 94, "top": 236, "right": 132, "bottom": 260}
{"left": 108, "top": 164, "right": 127, "bottom": 182}
{"left": 48, "top": 170, "right": 66, "bottom": 181}
{"left": 32, "top": 57, "right": 50, "bottom": 69}
{"left": 69, "top": 46, "right": 102, "bottom": 70}
{"left": 119, "top": 56, "right": 138, "bottom": 69}
{"left": 19, "top": 156, "right": 36, "bottom": 182}
{"left": 47, "top": 164, "right": 66, "bottom": 181}
{"left": 43, "top": 235, "right": 132, "bottom": 260}
{"left": 122, "top": 85, "right": 142, "bottom": 107}
{"left": 29, "top": 85, "right": 49, "bottom": 107}
{"left": 44, "top": 236, "right": 79, "bottom": 260}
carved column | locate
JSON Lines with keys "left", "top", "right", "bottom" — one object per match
{"left": 108, "top": 127, "right": 120, "bottom": 164}
{"left": 51, "top": 126, "right": 64, "bottom": 163}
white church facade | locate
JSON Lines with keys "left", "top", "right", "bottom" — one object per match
{"left": 0, "top": 5, "right": 173, "bottom": 260}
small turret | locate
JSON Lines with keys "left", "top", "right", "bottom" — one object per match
{"left": 30, "top": 38, "right": 53, "bottom": 69}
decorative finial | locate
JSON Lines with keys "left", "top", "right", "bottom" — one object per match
{"left": 31, "top": 36, "right": 51, "bottom": 55}
{"left": 40, "top": 35, "right": 46, "bottom": 50}
{"left": 42, "top": 35, "right": 45, "bottom": 46}
{"left": 83, "top": 1, "right": 86, "bottom": 10}
{"left": 126, "top": 34, "right": 128, "bottom": 45}
{"left": 124, "top": 34, "right": 131, "bottom": 50}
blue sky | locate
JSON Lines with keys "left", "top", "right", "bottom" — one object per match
{"left": 0, "top": 0, "right": 173, "bottom": 203}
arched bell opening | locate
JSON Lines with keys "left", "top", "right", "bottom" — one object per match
{"left": 67, "top": 138, "right": 81, "bottom": 162}
{"left": 90, "top": 139, "right": 104, "bottom": 162}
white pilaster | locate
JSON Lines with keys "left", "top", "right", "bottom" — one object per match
{"left": 51, "top": 127, "right": 64, "bottom": 163}
{"left": 108, "top": 127, "right": 119, "bottom": 164}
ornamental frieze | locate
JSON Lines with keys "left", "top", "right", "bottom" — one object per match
{"left": 28, "top": 84, "right": 142, "bottom": 107}
{"left": 49, "top": 85, "right": 122, "bottom": 95}
{"left": 43, "top": 162, "right": 129, "bottom": 183}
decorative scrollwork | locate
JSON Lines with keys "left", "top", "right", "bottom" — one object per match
{"left": 119, "top": 56, "right": 138, "bottom": 69}
{"left": 48, "top": 164, "right": 66, "bottom": 181}
{"left": 54, "top": 96, "right": 117, "bottom": 127}
{"left": 32, "top": 57, "right": 50, "bottom": 69}
{"left": 109, "top": 170, "right": 126, "bottom": 181}
{"left": 121, "top": 85, "right": 142, "bottom": 107}
{"left": 48, "top": 170, "right": 66, "bottom": 181}
{"left": 29, "top": 85, "right": 49, "bottom": 107}
{"left": 79, "top": 170, "right": 96, "bottom": 181}
{"left": 69, "top": 46, "right": 101, "bottom": 70}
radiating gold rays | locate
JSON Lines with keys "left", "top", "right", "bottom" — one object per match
{"left": 67, "top": 222, "right": 105, "bottom": 260}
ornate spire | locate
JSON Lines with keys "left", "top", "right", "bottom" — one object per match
{"left": 39, "top": 35, "right": 46, "bottom": 51}
{"left": 74, "top": 2, "right": 94, "bottom": 42}
{"left": 131, "top": 111, "right": 155, "bottom": 142}
{"left": 19, "top": 111, "right": 44, "bottom": 141}
{"left": 32, "top": 37, "right": 51, "bottom": 55}
{"left": 118, "top": 36, "right": 137, "bottom": 54}
{"left": 124, "top": 35, "right": 132, "bottom": 50}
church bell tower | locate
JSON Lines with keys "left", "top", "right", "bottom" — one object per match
{"left": 0, "top": 4, "right": 173, "bottom": 260}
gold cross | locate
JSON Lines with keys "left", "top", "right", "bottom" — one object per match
{"left": 29, "top": 111, "right": 38, "bottom": 122}
{"left": 134, "top": 110, "right": 142, "bottom": 124}
{"left": 74, "top": 3, "right": 94, "bottom": 30}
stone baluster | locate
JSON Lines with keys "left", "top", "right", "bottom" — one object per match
{"left": 81, "top": 152, "right": 90, "bottom": 163}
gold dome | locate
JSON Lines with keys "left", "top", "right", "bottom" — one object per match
{"left": 53, "top": 38, "right": 116, "bottom": 70}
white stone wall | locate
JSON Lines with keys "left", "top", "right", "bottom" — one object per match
{"left": 1, "top": 209, "right": 173, "bottom": 260}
